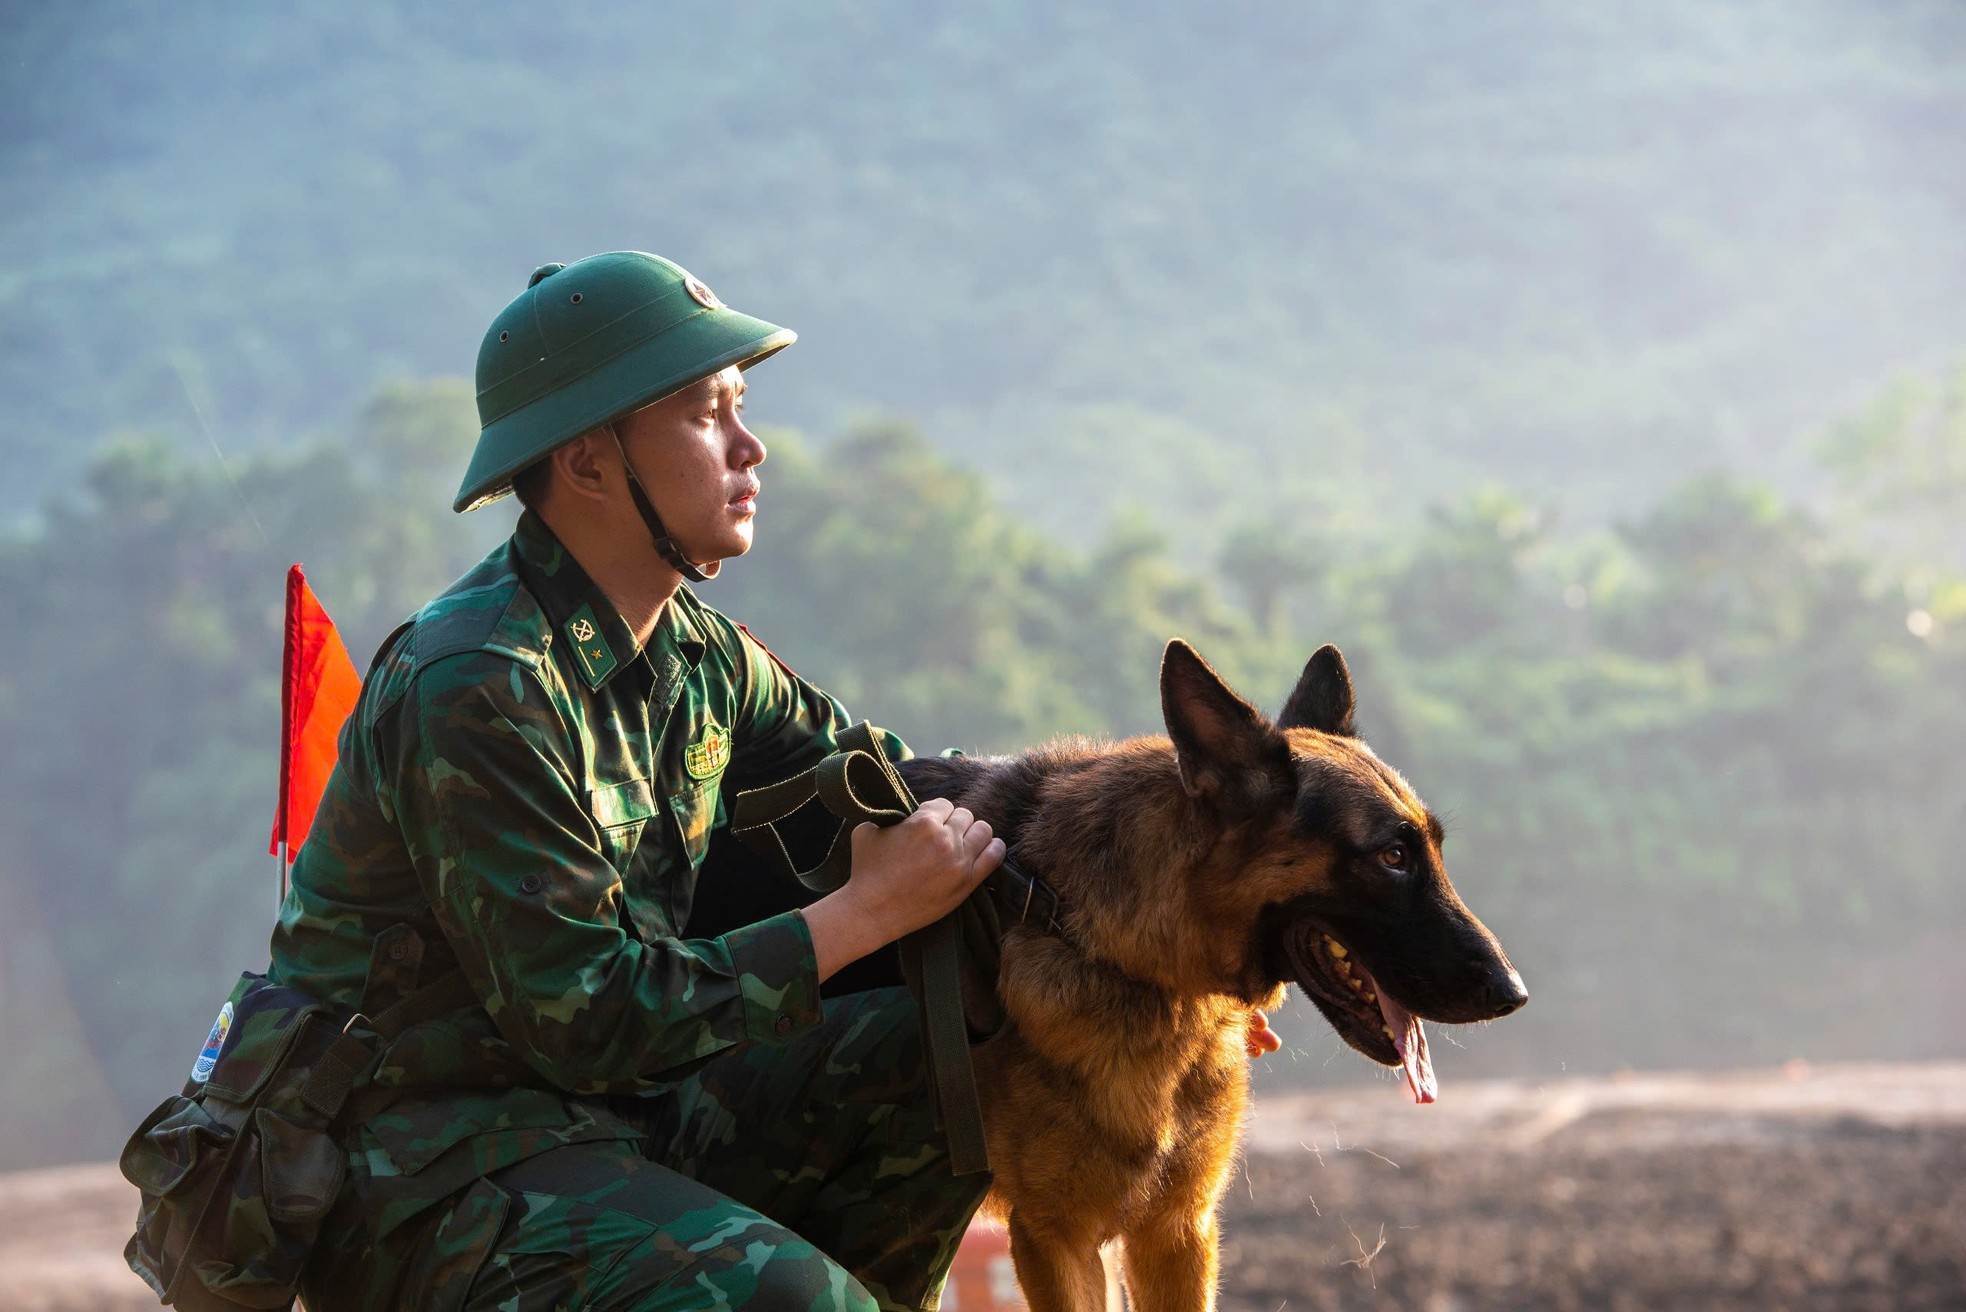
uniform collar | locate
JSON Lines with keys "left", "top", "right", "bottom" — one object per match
{"left": 512, "top": 510, "right": 704, "bottom": 693}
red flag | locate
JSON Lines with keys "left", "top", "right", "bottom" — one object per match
{"left": 268, "top": 565, "right": 362, "bottom": 861}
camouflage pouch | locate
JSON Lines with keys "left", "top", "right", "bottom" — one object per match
{"left": 120, "top": 969, "right": 472, "bottom": 1310}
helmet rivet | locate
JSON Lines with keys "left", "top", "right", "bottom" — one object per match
{"left": 498, "top": 330, "right": 509, "bottom": 342}
{"left": 570, "top": 292, "right": 583, "bottom": 304}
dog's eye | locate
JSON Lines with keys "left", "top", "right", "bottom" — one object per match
{"left": 1377, "top": 845, "right": 1407, "bottom": 870}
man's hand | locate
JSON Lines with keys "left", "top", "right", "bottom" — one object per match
{"left": 802, "top": 798, "right": 1006, "bottom": 981}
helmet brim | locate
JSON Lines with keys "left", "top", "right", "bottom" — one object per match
{"left": 454, "top": 309, "right": 795, "bottom": 512}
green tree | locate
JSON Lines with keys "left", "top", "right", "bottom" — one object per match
{"left": 711, "top": 420, "right": 1277, "bottom": 751}
{"left": 1814, "top": 359, "right": 1966, "bottom": 575}
{"left": 0, "top": 381, "right": 495, "bottom": 1141}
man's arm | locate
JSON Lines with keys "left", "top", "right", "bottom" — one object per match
{"left": 721, "top": 622, "right": 1003, "bottom": 979}
{"left": 384, "top": 655, "right": 826, "bottom": 1094}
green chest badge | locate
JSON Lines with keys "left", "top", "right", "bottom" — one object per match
{"left": 684, "top": 721, "right": 731, "bottom": 780}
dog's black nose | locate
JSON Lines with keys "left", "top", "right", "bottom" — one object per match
{"left": 1482, "top": 968, "right": 1528, "bottom": 1017}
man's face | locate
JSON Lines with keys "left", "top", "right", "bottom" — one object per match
{"left": 614, "top": 365, "right": 765, "bottom": 565}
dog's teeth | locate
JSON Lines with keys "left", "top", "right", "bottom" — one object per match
{"left": 1347, "top": 977, "right": 1363, "bottom": 991}
{"left": 1382, "top": 1025, "right": 1396, "bottom": 1040}
{"left": 1324, "top": 938, "right": 1348, "bottom": 959}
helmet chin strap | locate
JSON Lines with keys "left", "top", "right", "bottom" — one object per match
{"left": 609, "top": 425, "right": 717, "bottom": 584}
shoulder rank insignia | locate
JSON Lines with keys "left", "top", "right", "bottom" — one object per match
{"left": 564, "top": 603, "right": 617, "bottom": 685}
{"left": 684, "top": 720, "right": 731, "bottom": 780}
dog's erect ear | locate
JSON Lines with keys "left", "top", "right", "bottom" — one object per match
{"left": 1278, "top": 644, "right": 1357, "bottom": 736}
{"left": 1161, "top": 639, "right": 1291, "bottom": 810}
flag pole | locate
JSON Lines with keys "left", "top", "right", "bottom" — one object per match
{"left": 275, "top": 565, "right": 297, "bottom": 915}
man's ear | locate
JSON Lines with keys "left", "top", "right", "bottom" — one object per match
{"left": 1161, "top": 640, "right": 1291, "bottom": 812}
{"left": 1278, "top": 644, "right": 1357, "bottom": 737}
{"left": 552, "top": 429, "right": 614, "bottom": 505}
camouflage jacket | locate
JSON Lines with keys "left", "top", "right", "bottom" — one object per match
{"left": 268, "top": 510, "right": 903, "bottom": 1225}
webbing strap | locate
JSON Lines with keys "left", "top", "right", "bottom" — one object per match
{"left": 730, "top": 723, "right": 906, "bottom": 893}
{"left": 299, "top": 969, "right": 477, "bottom": 1121}
{"left": 731, "top": 724, "right": 991, "bottom": 1176}
{"left": 901, "top": 914, "right": 978, "bottom": 1170}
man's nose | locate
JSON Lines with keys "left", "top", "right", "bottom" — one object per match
{"left": 733, "top": 421, "right": 766, "bottom": 467}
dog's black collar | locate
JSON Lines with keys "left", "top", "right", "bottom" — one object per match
{"left": 987, "top": 852, "right": 1066, "bottom": 937}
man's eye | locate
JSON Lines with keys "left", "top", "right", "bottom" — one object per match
{"left": 1377, "top": 845, "right": 1406, "bottom": 870}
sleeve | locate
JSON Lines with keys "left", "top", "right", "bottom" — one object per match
{"left": 723, "top": 623, "right": 911, "bottom": 792}
{"left": 377, "top": 652, "right": 823, "bottom": 1096}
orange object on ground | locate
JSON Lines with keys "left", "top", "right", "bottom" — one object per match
{"left": 267, "top": 565, "right": 362, "bottom": 861}
{"left": 942, "top": 1220, "right": 1025, "bottom": 1311}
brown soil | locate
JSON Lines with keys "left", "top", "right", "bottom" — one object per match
{"left": 3, "top": 1062, "right": 1960, "bottom": 1312}
{"left": 0, "top": 1161, "right": 155, "bottom": 1312}
{"left": 1220, "top": 1061, "right": 1966, "bottom": 1312}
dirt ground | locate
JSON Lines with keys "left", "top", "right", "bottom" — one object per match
{"left": 4, "top": 1061, "right": 1960, "bottom": 1312}
{"left": 1221, "top": 1061, "right": 1966, "bottom": 1312}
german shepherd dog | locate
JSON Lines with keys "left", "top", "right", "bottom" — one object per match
{"left": 896, "top": 640, "right": 1527, "bottom": 1312}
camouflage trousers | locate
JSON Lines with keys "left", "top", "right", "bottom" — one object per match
{"left": 302, "top": 987, "right": 989, "bottom": 1311}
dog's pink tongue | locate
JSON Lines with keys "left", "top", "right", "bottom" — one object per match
{"left": 1378, "top": 993, "right": 1437, "bottom": 1104}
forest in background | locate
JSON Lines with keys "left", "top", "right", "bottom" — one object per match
{"left": 1, "top": 367, "right": 1961, "bottom": 1168}
{"left": 5, "top": 1, "right": 1966, "bottom": 537}
{"left": 2, "top": 1, "right": 1964, "bottom": 1169}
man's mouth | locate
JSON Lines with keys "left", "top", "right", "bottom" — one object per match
{"left": 728, "top": 484, "right": 759, "bottom": 512}
{"left": 1281, "top": 921, "right": 1437, "bottom": 1104}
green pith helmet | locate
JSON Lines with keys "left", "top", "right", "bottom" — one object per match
{"left": 455, "top": 251, "right": 796, "bottom": 512}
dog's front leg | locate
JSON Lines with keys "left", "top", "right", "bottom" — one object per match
{"left": 1007, "top": 1213, "right": 1111, "bottom": 1312}
{"left": 1119, "top": 1214, "right": 1219, "bottom": 1312}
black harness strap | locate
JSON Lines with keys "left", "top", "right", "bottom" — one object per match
{"left": 986, "top": 854, "right": 1064, "bottom": 938}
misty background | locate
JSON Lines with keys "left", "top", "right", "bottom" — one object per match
{"left": 2, "top": 1, "right": 1963, "bottom": 1171}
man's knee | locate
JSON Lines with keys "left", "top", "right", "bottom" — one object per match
{"left": 676, "top": 1231, "right": 881, "bottom": 1312}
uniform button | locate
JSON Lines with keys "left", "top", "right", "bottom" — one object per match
{"left": 520, "top": 873, "right": 546, "bottom": 895}
{"left": 387, "top": 940, "right": 409, "bottom": 962}
{"left": 773, "top": 1014, "right": 793, "bottom": 1037}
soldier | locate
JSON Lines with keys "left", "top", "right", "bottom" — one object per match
{"left": 270, "top": 252, "right": 1006, "bottom": 1311}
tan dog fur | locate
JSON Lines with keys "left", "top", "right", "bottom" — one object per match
{"left": 899, "top": 640, "right": 1524, "bottom": 1311}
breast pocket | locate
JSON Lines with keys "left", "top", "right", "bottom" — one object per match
{"left": 588, "top": 777, "right": 657, "bottom": 873}
{"left": 668, "top": 779, "right": 721, "bottom": 873}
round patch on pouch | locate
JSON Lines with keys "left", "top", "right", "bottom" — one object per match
{"left": 189, "top": 1000, "right": 233, "bottom": 1084}
{"left": 683, "top": 274, "right": 723, "bottom": 310}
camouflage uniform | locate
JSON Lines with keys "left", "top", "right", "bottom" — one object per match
{"left": 270, "top": 510, "right": 987, "bottom": 1310}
